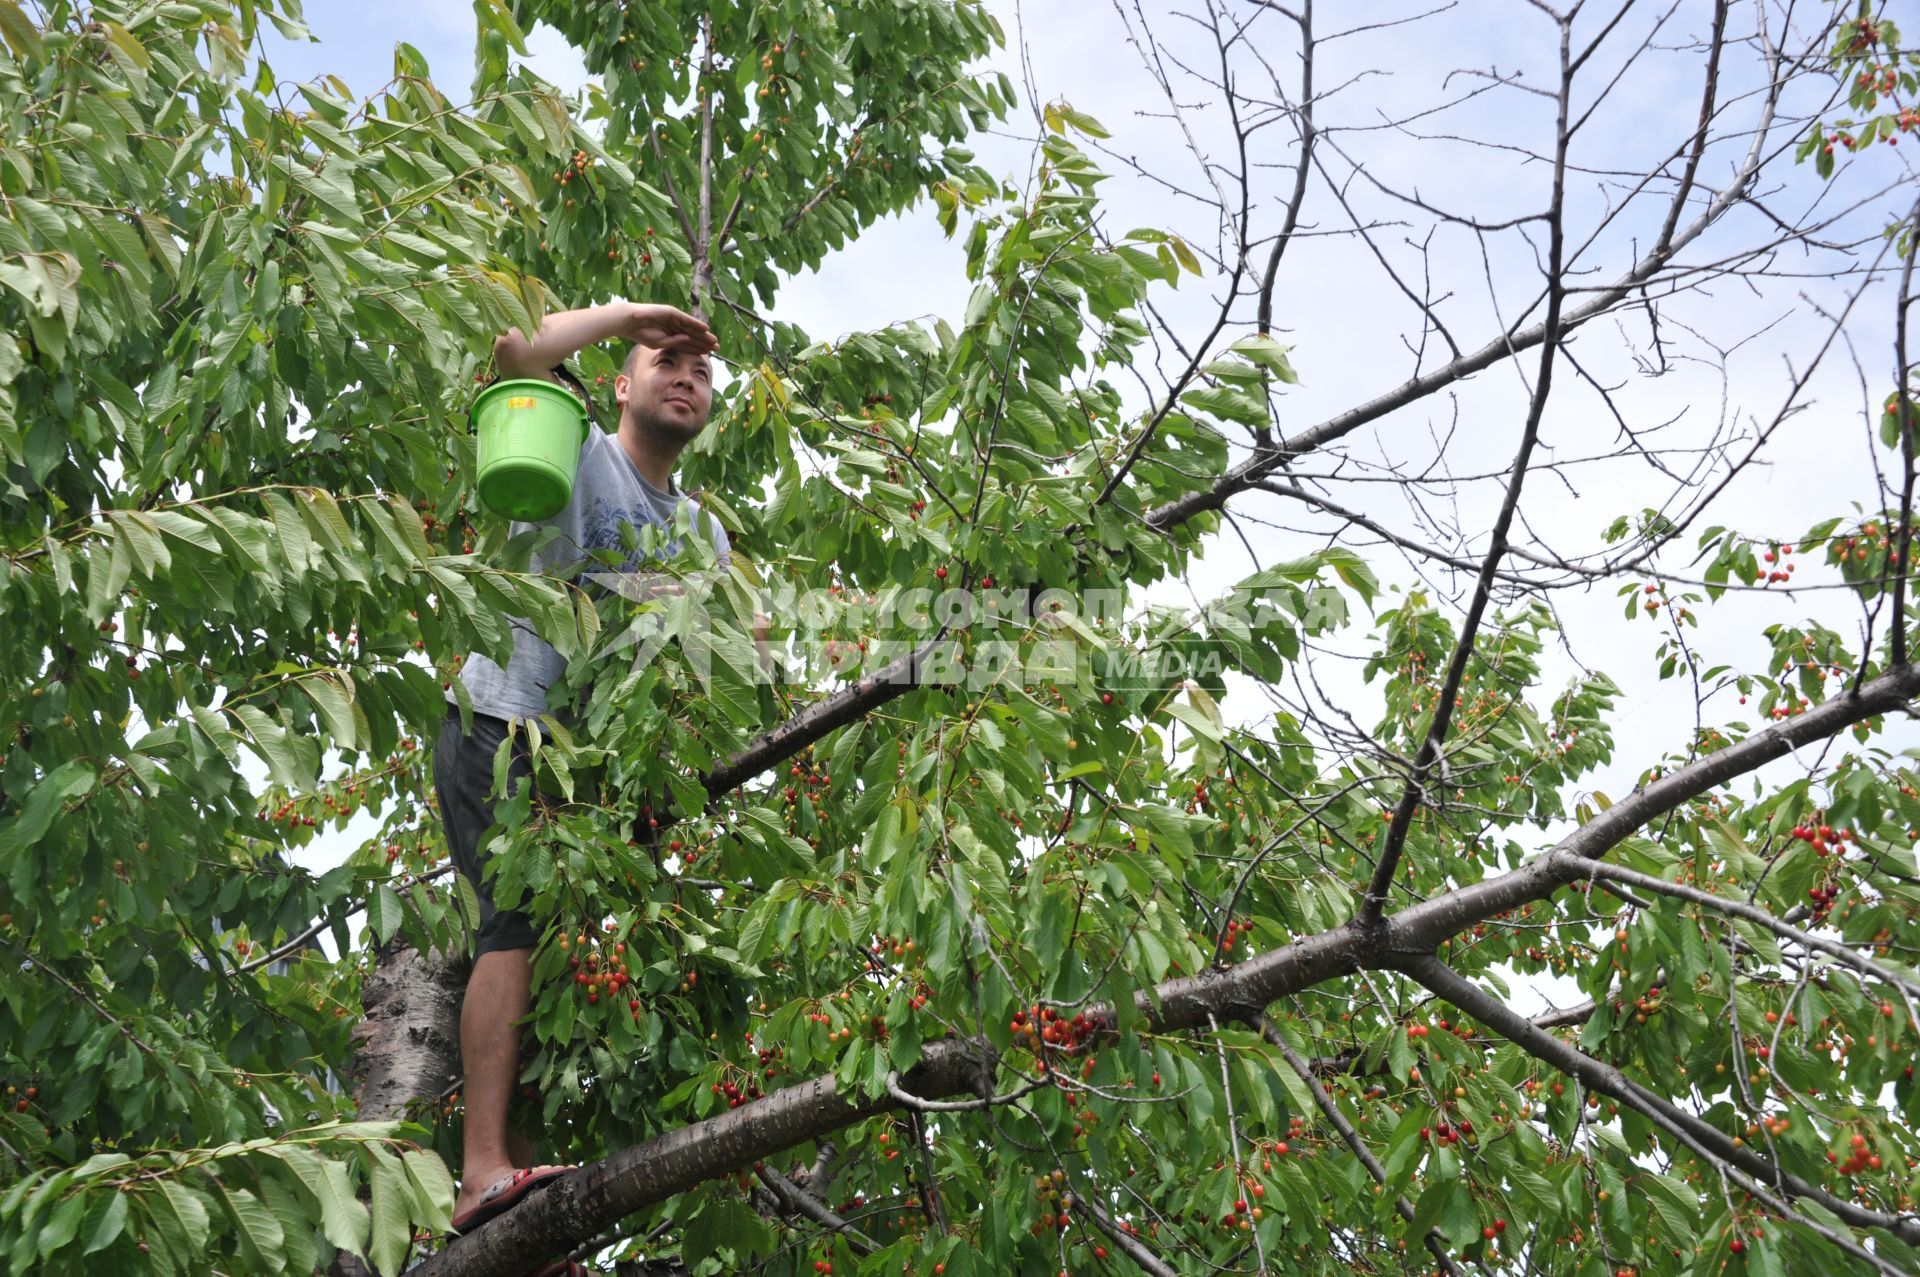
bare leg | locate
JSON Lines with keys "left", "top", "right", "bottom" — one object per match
{"left": 453, "top": 948, "right": 552, "bottom": 1219}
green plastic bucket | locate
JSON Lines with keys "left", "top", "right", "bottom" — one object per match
{"left": 473, "top": 378, "right": 591, "bottom": 521}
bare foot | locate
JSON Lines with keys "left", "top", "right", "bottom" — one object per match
{"left": 452, "top": 1164, "right": 571, "bottom": 1229}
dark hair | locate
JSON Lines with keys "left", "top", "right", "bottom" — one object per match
{"left": 549, "top": 363, "right": 602, "bottom": 429}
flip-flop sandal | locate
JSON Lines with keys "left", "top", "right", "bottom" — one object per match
{"left": 451, "top": 1165, "right": 573, "bottom": 1234}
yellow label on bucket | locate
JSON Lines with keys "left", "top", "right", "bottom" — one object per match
{"left": 507, "top": 396, "right": 537, "bottom": 409}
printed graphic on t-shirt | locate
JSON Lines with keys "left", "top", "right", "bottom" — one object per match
{"left": 577, "top": 495, "right": 686, "bottom": 571}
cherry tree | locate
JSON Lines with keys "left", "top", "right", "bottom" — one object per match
{"left": 2, "top": 2, "right": 1918, "bottom": 1276}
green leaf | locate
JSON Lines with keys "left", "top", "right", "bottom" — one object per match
{"left": 0, "top": 0, "right": 46, "bottom": 62}
{"left": 263, "top": 1146, "right": 367, "bottom": 1256}
{"left": 367, "top": 1155, "right": 410, "bottom": 1277}
{"left": 367, "top": 884, "right": 404, "bottom": 946}
{"left": 152, "top": 1180, "right": 212, "bottom": 1254}
{"left": 1380, "top": 1108, "right": 1428, "bottom": 1186}
{"left": 82, "top": 1190, "right": 128, "bottom": 1255}
{"left": 0, "top": 760, "right": 95, "bottom": 854}
{"left": 36, "top": 1190, "right": 86, "bottom": 1259}
{"left": 1008, "top": 697, "right": 1071, "bottom": 759}
{"left": 1160, "top": 701, "right": 1222, "bottom": 744}
{"left": 399, "top": 1151, "right": 456, "bottom": 1235}
{"left": 1438, "top": 1181, "right": 1480, "bottom": 1250}
{"left": 1062, "top": 105, "right": 1111, "bottom": 138}
{"left": 1639, "top": 1172, "right": 1698, "bottom": 1244}
{"left": 304, "top": 674, "right": 361, "bottom": 750}
{"left": 212, "top": 1181, "right": 286, "bottom": 1273}
{"left": 1321, "top": 547, "right": 1379, "bottom": 604}
{"left": 1228, "top": 334, "right": 1299, "bottom": 382}
{"left": 258, "top": 1178, "right": 317, "bottom": 1277}
{"left": 101, "top": 21, "right": 151, "bottom": 69}
{"left": 231, "top": 703, "right": 316, "bottom": 791}
{"left": 1181, "top": 384, "right": 1267, "bottom": 428}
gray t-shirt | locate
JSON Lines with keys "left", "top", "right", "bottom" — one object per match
{"left": 456, "top": 424, "right": 731, "bottom": 722}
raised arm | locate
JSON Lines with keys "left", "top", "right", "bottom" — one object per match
{"left": 493, "top": 301, "right": 718, "bottom": 379}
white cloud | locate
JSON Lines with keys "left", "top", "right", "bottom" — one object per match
{"left": 520, "top": 21, "right": 589, "bottom": 96}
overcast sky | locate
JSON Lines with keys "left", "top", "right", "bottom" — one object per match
{"left": 259, "top": 2, "right": 1919, "bottom": 1003}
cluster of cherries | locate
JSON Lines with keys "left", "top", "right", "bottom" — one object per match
{"left": 1830, "top": 1131, "right": 1883, "bottom": 1176}
{"left": 1757, "top": 542, "right": 1796, "bottom": 585}
{"left": 1217, "top": 1192, "right": 1260, "bottom": 1232}
{"left": 1010, "top": 1004, "right": 1101, "bottom": 1053}
{"left": 1418, "top": 1118, "right": 1473, "bottom": 1146}
{"left": 1032, "top": 1170, "right": 1076, "bottom": 1235}
{"left": 558, "top": 927, "right": 639, "bottom": 1017}
{"left": 1629, "top": 985, "right": 1663, "bottom": 1024}
{"left": 260, "top": 801, "right": 317, "bottom": 829}
{"left": 549, "top": 149, "right": 594, "bottom": 186}
{"left": 1789, "top": 821, "right": 1853, "bottom": 858}
{"left": 1214, "top": 917, "right": 1253, "bottom": 953}
{"left": 780, "top": 753, "right": 832, "bottom": 846}
{"left": 1807, "top": 882, "right": 1842, "bottom": 921}
{"left": 1830, "top": 521, "right": 1908, "bottom": 563}
{"left": 711, "top": 1075, "right": 764, "bottom": 1109}
{"left": 1638, "top": 583, "right": 1689, "bottom": 621}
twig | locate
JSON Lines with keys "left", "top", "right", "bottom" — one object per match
{"left": 1405, "top": 955, "right": 1920, "bottom": 1257}
{"left": 755, "top": 1165, "right": 879, "bottom": 1254}
{"left": 1889, "top": 196, "right": 1920, "bottom": 667}
{"left": 1358, "top": 4, "right": 1576, "bottom": 923}
{"left": 1257, "top": 1014, "right": 1465, "bottom": 1277}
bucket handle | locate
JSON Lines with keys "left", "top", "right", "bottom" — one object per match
{"left": 548, "top": 363, "right": 603, "bottom": 431}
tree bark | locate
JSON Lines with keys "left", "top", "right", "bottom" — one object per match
{"left": 336, "top": 943, "right": 466, "bottom": 1277}
{"left": 348, "top": 942, "right": 468, "bottom": 1123}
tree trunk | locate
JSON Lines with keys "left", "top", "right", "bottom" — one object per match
{"left": 334, "top": 943, "right": 467, "bottom": 1277}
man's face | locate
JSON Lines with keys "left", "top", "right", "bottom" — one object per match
{"left": 616, "top": 344, "right": 714, "bottom": 443}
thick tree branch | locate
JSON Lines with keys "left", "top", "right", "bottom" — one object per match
{"left": 238, "top": 864, "right": 455, "bottom": 975}
{"left": 1255, "top": 0, "right": 1314, "bottom": 341}
{"left": 1383, "top": 663, "right": 1920, "bottom": 954}
{"left": 1078, "top": 1189, "right": 1179, "bottom": 1277}
{"left": 645, "top": 127, "right": 699, "bottom": 251}
{"left": 699, "top": 631, "right": 951, "bottom": 801}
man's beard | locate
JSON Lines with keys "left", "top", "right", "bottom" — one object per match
{"left": 630, "top": 402, "right": 707, "bottom": 447}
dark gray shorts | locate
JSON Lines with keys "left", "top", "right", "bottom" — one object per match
{"left": 433, "top": 709, "right": 540, "bottom": 958}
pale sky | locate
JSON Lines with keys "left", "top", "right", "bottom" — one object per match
{"left": 260, "top": 2, "right": 1918, "bottom": 999}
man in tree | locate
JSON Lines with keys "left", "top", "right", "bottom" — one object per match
{"left": 434, "top": 300, "right": 723, "bottom": 1242}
